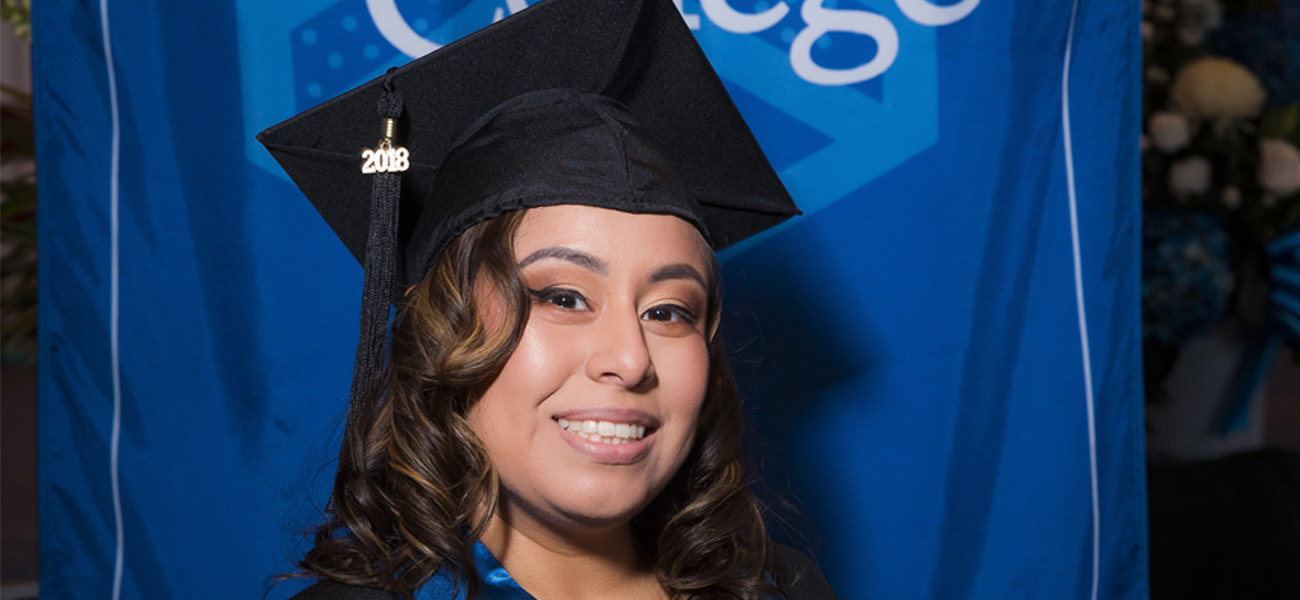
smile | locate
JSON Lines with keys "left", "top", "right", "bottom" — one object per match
{"left": 556, "top": 418, "right": 648, "bottom": 445}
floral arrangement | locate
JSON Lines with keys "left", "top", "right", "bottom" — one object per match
{"left": 1140, "top": 0, "right": 1300, "bottom": 399}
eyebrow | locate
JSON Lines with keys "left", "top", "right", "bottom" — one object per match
{"left": 518, "top": 246, "right": 608, "bottom": 274}
{"left": 518, "top": 247, "right": 707, "bottom": 288}
{"left": 649, "top": 263, "right": 707, "bottom": 288}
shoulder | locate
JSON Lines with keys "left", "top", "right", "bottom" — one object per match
{"left": 288, "top": 581, "right": 399, "bottom": 600}
{"left": 768, "top": 544, "right": 839, "bottom": 600}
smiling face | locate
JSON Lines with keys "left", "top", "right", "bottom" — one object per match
{"left": 467, "top": 205, "right": 713, "bottom": 536}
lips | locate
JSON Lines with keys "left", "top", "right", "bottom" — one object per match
{"left": 552, "top": 409, "right": 660, "bottom": 464}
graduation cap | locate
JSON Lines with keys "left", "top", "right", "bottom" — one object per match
{"left": 257, "top": 0, "right": 799, "bottom": 420}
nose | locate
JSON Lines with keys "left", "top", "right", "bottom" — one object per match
{"left": 585, "top": 308, "right": 655, "bottom": 389}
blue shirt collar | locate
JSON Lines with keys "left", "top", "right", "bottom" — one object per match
{"left": 414, "top": 542, "right": 531, "bottom": 600}
{"left": 414, "top": 540, "right": 779, "bottom": 599}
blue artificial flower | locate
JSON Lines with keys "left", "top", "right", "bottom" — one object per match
{"left": 1142, "top": 210, "right": 1236, "bottom": 346}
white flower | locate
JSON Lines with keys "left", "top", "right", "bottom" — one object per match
{"left": 1146, "top": 66, "right": 1170, "bottom": 84}
{"left": 1168, "top": 155, "right": 1212, "bottom": 199}
{"left": 1220, "top": 185, "right": 1241, "bottom": 209}
{"left": 1149, "top": 111, "right": 1192, "bottom": 152}
{"left": 1258, "top": 139, "right": 1300, "bottom": 197}
{"left": 1178, "top": 29, "right": 1203, "bottom": 47}
{"left": 1168, "top": 57, "right": 1267, "bottom": 131}
{"left": 1153, "top": 4, "right": 1176, "bottom": 21}
{"left": 1141, "top": 21, "right": 1155, "bottom": 40}
{"left": 1140, "top": 134, "right": 1151, "bottom": 152}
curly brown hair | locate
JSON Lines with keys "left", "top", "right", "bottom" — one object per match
{"left": 297, "top": 209, "right": 778, "bottom": 599}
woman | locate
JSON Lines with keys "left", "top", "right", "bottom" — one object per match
{"left": 259, "top": 0, "right": 833, "bottom": 598}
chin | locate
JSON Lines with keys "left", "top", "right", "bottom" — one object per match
{"left": 527, "top": 479, "right": 664, "bottom": 531}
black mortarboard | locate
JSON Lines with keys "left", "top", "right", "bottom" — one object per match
{"left": 256, "top": 0, "right": 798, "bottom": 421}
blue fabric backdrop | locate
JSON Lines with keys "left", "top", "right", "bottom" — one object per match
{"left": 35, "top": 0, "right": 1146, "bottom": 598}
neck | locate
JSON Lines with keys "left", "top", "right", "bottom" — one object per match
{"left": 477, "top": 502, "right": 665, "bottom": 600}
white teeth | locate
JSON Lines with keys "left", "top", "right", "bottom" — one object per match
{"left": 559, "top": 419, "right": 649, "bottom": 445}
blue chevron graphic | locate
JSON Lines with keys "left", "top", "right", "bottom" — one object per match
{"left": 238, "top": 0, "right": 940, "bottom": 227}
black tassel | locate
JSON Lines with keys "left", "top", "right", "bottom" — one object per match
{"left": 345, "top": 68, "right": 404, "bottom": 445}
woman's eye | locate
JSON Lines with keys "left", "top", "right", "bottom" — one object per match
{"left": 529, "top": 288, "right": 589, "bottom": 310}
{"left": 641, "top": 304, "right": 696, "bottom": 324}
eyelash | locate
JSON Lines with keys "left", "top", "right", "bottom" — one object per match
{"left": 642, "top": 304, "right": 697, "bottom": 324}
{"left": 528, "top": 287, "right": 588, "bottom": 311}
{"left": 527, "top": 287, "right": 698, "bottom": 324}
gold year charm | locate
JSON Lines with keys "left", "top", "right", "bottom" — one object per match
{"left": 360, "top": 117, "right": 410, "bottom": 174}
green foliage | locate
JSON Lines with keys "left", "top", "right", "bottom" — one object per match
{"left": 1259, "top": 103, "right": 1298, "bottom": 140}
{"left": 1, "top": 0, "right": 30, "bottom": 42}
{"left": 2, "top": 83, "right": 37, "bottom": 364}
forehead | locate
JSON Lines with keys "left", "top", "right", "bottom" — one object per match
{"left": 514, "top": 205, "right": 711, "bottom": 268}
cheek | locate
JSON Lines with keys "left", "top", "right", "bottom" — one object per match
{"left": 674, "top": 334, "right": 710, "bottom": 385}
{"left": 500, "top": 320, "right": 575, "bottom": 394}
{"left": 469, "top": 319, "right": 574, "bottom": 435}
{"left": 655, "top": 338, "right": 711, "bottom": 440}
{"left": 682, "top": 345, "right": 710, "bottom": 405}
